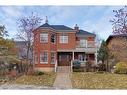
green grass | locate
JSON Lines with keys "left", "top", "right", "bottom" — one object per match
{"left": 71, "top": 72, "right": 127, "bottom": 89}
{"left": 10, "top": 72, "right": 56, "bottom": 87}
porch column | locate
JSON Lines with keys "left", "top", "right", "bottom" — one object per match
{"left": 95, "top": 51, "right": 98, "bottom": 64}
{"left": 72, "top": 51, "right": 74, "bottom": 60}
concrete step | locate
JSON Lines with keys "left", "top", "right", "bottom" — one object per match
{"left": 57, "top": 66, "right": 71, "bottom": 73}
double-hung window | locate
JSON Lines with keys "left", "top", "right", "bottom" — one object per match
{"left": 51, "top": 52, "right": 55, "bottom": 64}
{"left": 80, "top": 39, "right": 87, "bottom": 47}
{"left": 40, "top": 52, "right": 48, "bottom": 63}
{"left": 60, "top": 35, "right": 68, "bottom": 43}
{"left": 40, "top": 33, "right": 48, "bottom": 43}
{"left": 51, "top": 34, "right": 56, "bottom": 43}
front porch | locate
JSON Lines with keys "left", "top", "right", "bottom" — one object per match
{"left": 57, "top": 51, "right": 97, "bottom": 66}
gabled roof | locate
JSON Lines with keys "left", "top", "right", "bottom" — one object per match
{"left": 39, "top": 23, "right": 51, "bottom": 27}
{"left": 39, "top": 23, "right": 74, "bottom": 31}
{"left": 51, "top": 25, "right": 73, "bottom": 30}
{"left": 38, "top": 23, "right": 95, "bottom": 36}
{"left": 76, "top": 30, "right": 96, "bottom": 37}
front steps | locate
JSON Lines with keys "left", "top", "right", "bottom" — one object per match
{"left": 57, "top": 66, "right": 71, "bottom": 73}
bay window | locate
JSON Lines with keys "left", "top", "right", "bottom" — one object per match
{"left": 40, "top": 33, "right": 48, "bottom": 43}
{"left": 51, "top": 34, "right": 56, "bottom": 43}
{"left": 51, "top": 52, "right": 56, "bottom": 64}
{"left": 40, "top": 52, "right": 48, "bottom": 63}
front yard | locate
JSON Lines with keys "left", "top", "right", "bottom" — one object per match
{"left": 71, "top": 72, "right": 127, "bottom": 89}
{"left": 9, "top": 72, "right": 56, "bottom": 87}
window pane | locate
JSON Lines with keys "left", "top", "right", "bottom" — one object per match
{"left": 51, "top": 52, "right": 55, "bottom": 64}
{"left": 80, "top": 39, "right": 87, "bottom": 47}
{"left": 51, "top": 34, "right": 55, "bottom": 43}
{"left": 60, "top": 35, "right": 68, "bottom": 43}
{"left": 40, "top": 52, "right": 48, "bottom": 63}
{"left": 40, "top": 33, "right": 48, "bottom": 43}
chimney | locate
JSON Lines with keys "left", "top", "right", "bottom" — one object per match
{"left": 74, "top": 24, "right": 79, "bottom": 31}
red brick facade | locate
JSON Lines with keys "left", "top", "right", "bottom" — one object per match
{"left": 33, "top": 23, "right": 97, "bottom": 71}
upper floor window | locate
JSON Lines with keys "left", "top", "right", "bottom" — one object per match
{"left": 40, "top": 33, "right": 48, "bottom": 43}
{"left": 60, "top": 35, "right": 68, "bottom": 43}
{"left": 51, "top": 34, "right": 56, "bottom": 43}
{"left": 40, "top": 51, "right": 48, "bottom": 63}
{"left": 80, "top": 39, "right": 87, "bottom": 47}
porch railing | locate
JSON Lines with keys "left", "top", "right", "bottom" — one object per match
{"left": 55, "top": 60, "right": 57, "bottom": 72}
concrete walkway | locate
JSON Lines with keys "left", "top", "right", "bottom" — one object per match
{"left": 53, "top": 66, "right": 72, "bottom": 89}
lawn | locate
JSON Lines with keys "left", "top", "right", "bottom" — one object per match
{"left": 71, "top": 72, "right": 127, "bottom": 89}
{"left": 10, "top": 72, "right": 56, "bottom": 87}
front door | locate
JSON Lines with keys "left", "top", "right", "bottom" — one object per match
{"left": 58, "top": 52, "right": 72, "bottom": 66}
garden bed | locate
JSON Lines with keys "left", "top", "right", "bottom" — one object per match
{"left": 71, "top": 72, "right": 127, "bottom": 89}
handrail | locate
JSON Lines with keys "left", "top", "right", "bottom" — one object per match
{"left": 71, "top": 60, "right": 73, "bottom": 72}
{"left": 55, "top": 59, "right": 57, "bottom": 72}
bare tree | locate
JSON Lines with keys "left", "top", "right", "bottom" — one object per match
{"left": 16, "top": 12, "right": 42, "bottom": 74}
{"left": 110, "top": 6, "right": 127, "bottom": 63}
{"left": 110, "top": 6, "right": 127, "bottom": 34}
{"left": 0, "top": 25, "right": 8, "bottom": 38}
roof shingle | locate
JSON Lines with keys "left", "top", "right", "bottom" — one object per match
{"left": 39, "top": 23, "right": 73, "bottom": 30}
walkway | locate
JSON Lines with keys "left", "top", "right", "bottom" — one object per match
{"left": 53, "top": 66, "right": 72, "bottom": 89}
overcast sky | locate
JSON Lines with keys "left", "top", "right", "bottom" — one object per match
{"left": 0, "top": 6, "right": 124, "bottom": 40}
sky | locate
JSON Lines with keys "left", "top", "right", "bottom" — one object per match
{"left": 0, "top": 6, "right": 124, "bottom": 40}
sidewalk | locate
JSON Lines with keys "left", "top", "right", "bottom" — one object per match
{"left": 53, "top": 66, "right": 72, "bottom": 89}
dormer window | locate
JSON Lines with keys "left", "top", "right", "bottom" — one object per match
{"left": 40, "top": 33, "right": 48, "bottom": 43}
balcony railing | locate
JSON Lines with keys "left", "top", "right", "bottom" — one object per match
{"left": 76, "top": 41, "right": 96, "bottom": 48}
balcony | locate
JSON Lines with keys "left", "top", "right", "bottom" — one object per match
{"left": 75, "top": 41, "right": 98, "bottom": 53}
{"left": 76, "top": 41, "right": 96, "bottom": 48}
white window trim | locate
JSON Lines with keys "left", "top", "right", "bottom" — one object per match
{"left": 40, "top": 51, "right": 48, "bottom": 64}
{"left": 51, "top": 51, "right": 56, "bottom": 64}
{"left": 40, "top": 33, "right": 48, "bottom": 43}
{"left": 59, "top": 35, "right": 68, "bottom": 43}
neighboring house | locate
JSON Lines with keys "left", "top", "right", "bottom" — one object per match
{"left": 33, "top": 20, "right": 98, "bottom": 72}
{"left": 106, "top": 34, "right": 127, "bottom": 63}
{"left": 15, "top": 41, "right": 32, "bottom": 60}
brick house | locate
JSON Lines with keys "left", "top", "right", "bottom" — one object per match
{"left": 33, "top": 20, "right": 98, "bottom": 72}
{"left": 106, "top": 34, "right": 127, "bottom": 63}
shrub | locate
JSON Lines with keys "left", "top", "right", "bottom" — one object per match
{"left": 35, "top": 71, "right": 45, "bottom": 76}
{"left": 73, "top": 68, "right": 82, "bottom": 72}
{"left": 85, "top": 61, "right": 92, "bottom": 72}
{"left": 114, "top": 62, "right": 127, "bottom": 74}
{"left": 73, "top": 60, "right": 81, "bottom": 69}
{"left": 98, "top": 63, "right": 106, "bottom": 71}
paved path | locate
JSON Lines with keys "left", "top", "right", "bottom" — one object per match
{"left": 53, "top": 66, "right": 72, "bottom": 89}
